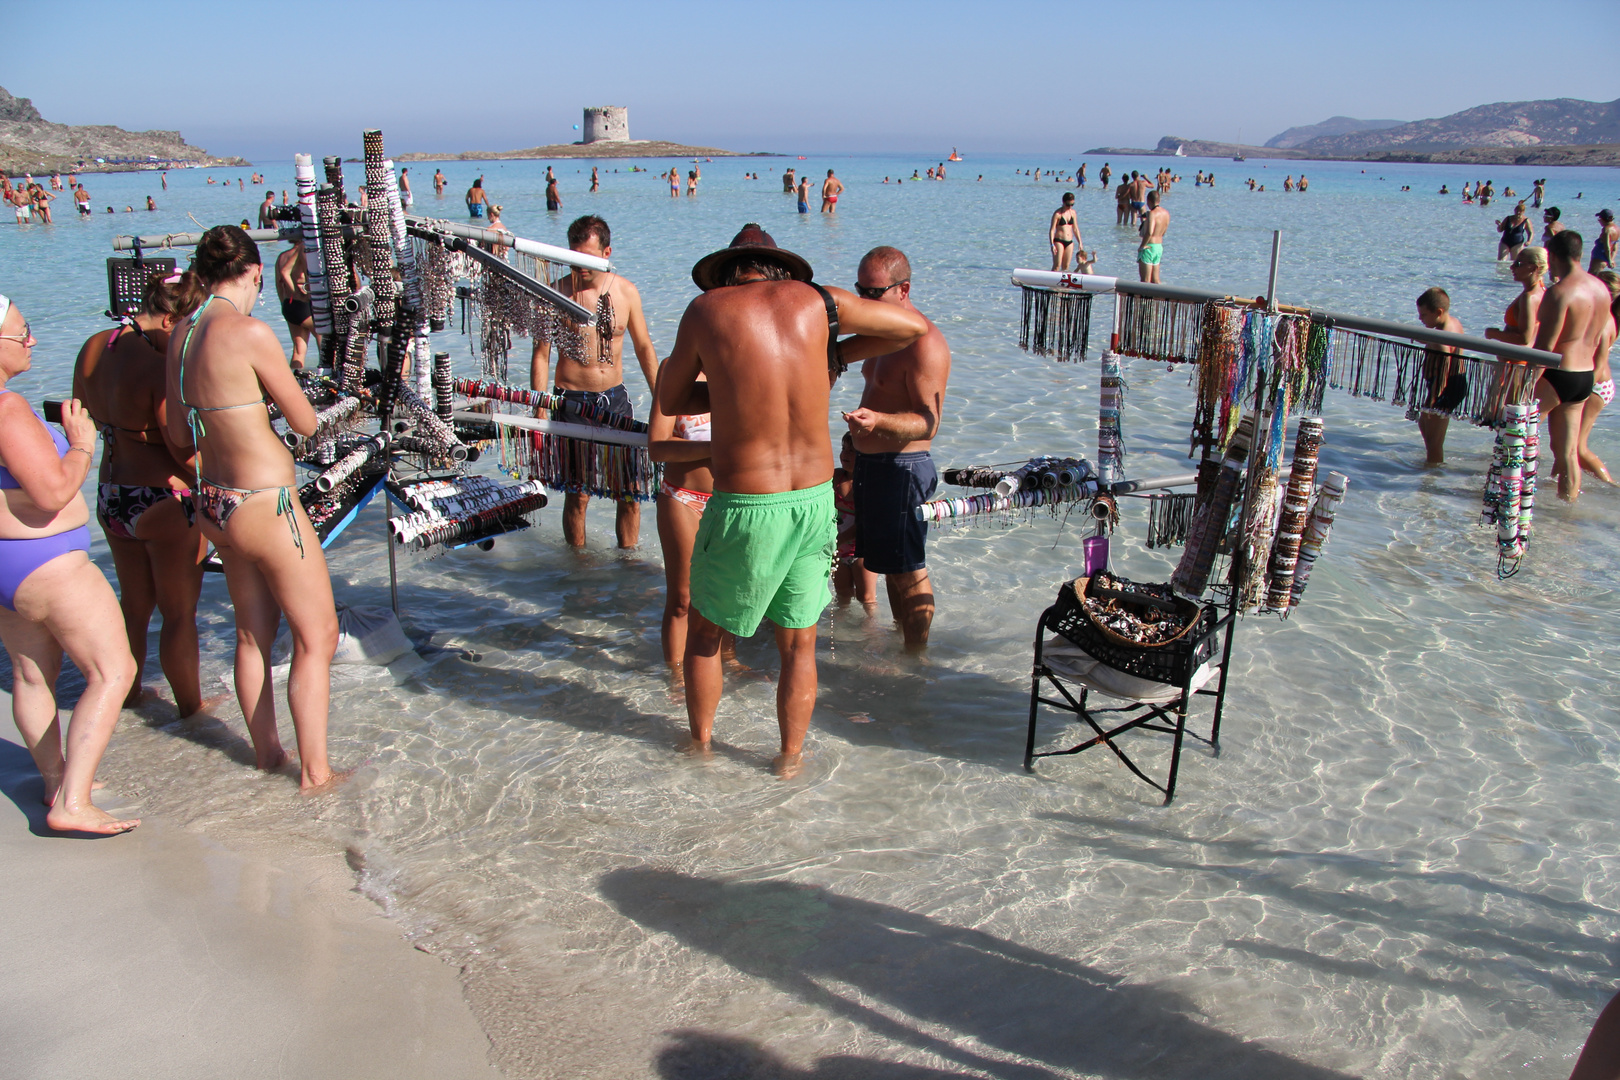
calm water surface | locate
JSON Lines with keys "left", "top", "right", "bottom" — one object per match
{"left": 4, "top": 151, "right": 1620, "bottom": 1079}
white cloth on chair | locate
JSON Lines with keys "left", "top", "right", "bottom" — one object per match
{"left": 1041, "top": 636, "right": 1218, "bottom": 704}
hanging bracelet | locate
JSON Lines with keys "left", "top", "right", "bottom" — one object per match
{"left": 68, "top": 446, "right": 94, "bottom": 459}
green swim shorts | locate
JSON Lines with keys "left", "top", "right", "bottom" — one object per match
{"left": 690, "top": 481, "right": 836, "bottom": 637}
{"left": 1138, "top": 243, "right": 1163, "bottom": 266}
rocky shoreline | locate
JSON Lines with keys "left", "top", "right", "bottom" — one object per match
{"left": 0, "top": 86, "right": 247, "bottom": 176}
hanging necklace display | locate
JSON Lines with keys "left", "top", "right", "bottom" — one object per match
{"left": 1116, "top": 293, "right": 1205, "bottom": 365}
{"left": 1017, "top": 285, "right": 1093, "bottom": 361}
{"left": 1144, "top": 492, "right": 1196, "bottom": 549}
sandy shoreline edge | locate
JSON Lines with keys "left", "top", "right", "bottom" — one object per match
{"left": 0, "top": 703, "right": 500, "bottom": 1079}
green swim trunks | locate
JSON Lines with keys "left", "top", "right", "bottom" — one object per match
{"left": 690, "top": 481, "right": 836, "bottom": 637}
{"left": 1138, "top": 243, "right": 1163, "bottom": 266}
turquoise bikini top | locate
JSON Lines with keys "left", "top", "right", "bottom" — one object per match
{"left": 177, "top": 294, "right": 267, "bottom": 480}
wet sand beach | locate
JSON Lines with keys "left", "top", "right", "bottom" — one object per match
{"left": 0, "top": 715, "right": 496, "bottom": 1078}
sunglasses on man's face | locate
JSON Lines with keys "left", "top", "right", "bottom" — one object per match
{"left": 855, "top": 280, "right": 908, "bottom": 300}
{"left": 0, "top": 321, "right": 31, "bottom": 343}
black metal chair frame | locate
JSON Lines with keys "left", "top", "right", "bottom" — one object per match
{"left": 1022, "top": 595, "right": 1238, "bottom": 804}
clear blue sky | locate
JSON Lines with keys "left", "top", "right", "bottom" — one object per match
{"left": 10, "top": 0, "right": 1617, "bottom": 160}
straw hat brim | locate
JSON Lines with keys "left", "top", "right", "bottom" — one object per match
{"left": 691, "top": 245, "right": 814, "bottom": 291}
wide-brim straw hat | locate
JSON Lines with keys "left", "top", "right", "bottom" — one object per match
{"left": 691, "top": 223, "right": 814, "bottom": 291}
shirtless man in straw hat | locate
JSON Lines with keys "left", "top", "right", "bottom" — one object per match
{"left": 531, "top": 215, "right": 659, "bottom": 548}
{"left": 659, "top": 224, "right": 928, "bottom": 776}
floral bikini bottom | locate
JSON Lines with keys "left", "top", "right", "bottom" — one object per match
{"left": 191, "top": 478, "right": 306, "bottom": 559}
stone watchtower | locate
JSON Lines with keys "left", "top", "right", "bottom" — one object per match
{"left": 582, "top": 107, "right": 629, "bottom": 144}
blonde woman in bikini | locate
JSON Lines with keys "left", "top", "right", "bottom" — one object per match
{"left": 164, "top": 225, "right": 343, "bottom": 792}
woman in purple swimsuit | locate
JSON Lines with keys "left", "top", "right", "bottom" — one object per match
{"left": 165, "top": 227, "right": 343, "bottom": 793}
{"left": 0, "top": 293, "right": 140, "bottom": 835}
{"left": 74, "top": 275, "right": 208, "bottom": 717}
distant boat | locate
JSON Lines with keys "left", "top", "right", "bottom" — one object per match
{"left": 948, "top": 147, "right": 963, "bottom": 161}
{"left": 1174, "top": 145, "right": 1186, "bottom": 157}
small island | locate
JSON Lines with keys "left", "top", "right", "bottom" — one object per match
{"left": 396, "top": 107, "right": 767, "bottom": 162}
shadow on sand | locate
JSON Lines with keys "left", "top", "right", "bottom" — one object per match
{"left": 602, "top": 867, "right": 1357, "bottom": 1080}
{"left": 655, "top": 1029, "right": 963, "bottom": 1080}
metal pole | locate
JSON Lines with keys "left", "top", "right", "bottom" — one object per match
{"left": 1265, "top": 230, "right": 1282, "bottom": 313}
{"left": 384, "top": 485, "right": 400, "bottom": 615}
{"left": 113, "top": 228, "right": 296, "bottom": 250}
{"left": 404, "top": 215, "right": 612, "bottom": 272}
{"left": 1009, "top": 268, "right": 1561, "bottom": 367}
{"left": 430, "top": 234, "right": 597, "bottom": 324}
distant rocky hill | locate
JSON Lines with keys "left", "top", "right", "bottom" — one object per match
{"left": 1299, "top": 96, "right": 1620, "bottom": 155}
{"left": 0, "top": 85, "right": 247, "bottom": 174}
{"left": 1266, "top": 116, "right": 1402, "bottom": 149}
{"left": 1087, "top": 97, "right": 1620, "bottom": 167}
{"left": 1084, "top": 136, "right": 1310, "bottom": 160}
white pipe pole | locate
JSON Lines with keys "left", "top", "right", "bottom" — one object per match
{"left": 405, "top": 216, "right": 612, "bottom": 272}
{"left": 451, "top": 409, "right": 658, "bottom": 449}
{"left": 1265, "top": 230, "right": 1282, "bottom": 313}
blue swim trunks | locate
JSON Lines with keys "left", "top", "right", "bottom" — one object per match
{"left": 853, "top": 450, "right": 937, "bottom": 575}
{"left": 798, "top": 201, "right": 809, "bottom": 214}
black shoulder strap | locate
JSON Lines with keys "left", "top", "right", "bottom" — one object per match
{"left": 809, "top": 282, "right": 844, "bottom": 375}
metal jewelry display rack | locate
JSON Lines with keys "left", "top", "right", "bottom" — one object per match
{"left": 999, "top": 234, "right": 1561, "bottom": 801}
{"left": 107, "top": 130, "right": 629, "bottom": 614}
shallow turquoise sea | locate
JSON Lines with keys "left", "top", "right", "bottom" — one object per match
{"left": 3, "top": 148, "right": 1620, "bottom": 1079}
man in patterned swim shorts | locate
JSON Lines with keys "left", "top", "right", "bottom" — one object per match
{"left": 659, "top": 224, "right": 928, "bottom": 776}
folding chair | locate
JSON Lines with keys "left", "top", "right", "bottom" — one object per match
{"left": 1023, "top": 578, "right": 1237, "bottom": 804}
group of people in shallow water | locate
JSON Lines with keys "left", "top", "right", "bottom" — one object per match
{"left": 1414, "top": 229, "right": 1620, "bottom": 502}
{"left": 0, "top": 228, "right": 343, "bottom": 834}
{"left": 0, "top": 199, "right": 956, "bottom": 829}
{"left": 2, "top": 171, "right": 160, "bottom": 222}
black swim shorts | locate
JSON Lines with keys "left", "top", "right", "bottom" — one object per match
{"left": 280, "top": 297, "right": 313, "bottom": 326}
{"left": 853, "top": 450, "right": 938, "bottom": 575}
{"left": 1424, "top": 372, "right": 1468, "bottom": 414}
{"left": 550, "top": 383, "right": 633, "bottom": 423}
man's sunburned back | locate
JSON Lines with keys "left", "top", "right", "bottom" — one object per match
{"left": 681, "top": 280, "right": 833, "bottom": 494}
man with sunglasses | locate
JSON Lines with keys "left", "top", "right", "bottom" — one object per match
{"left": 841, "top": 247, "right": 952, "bottom": 652}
